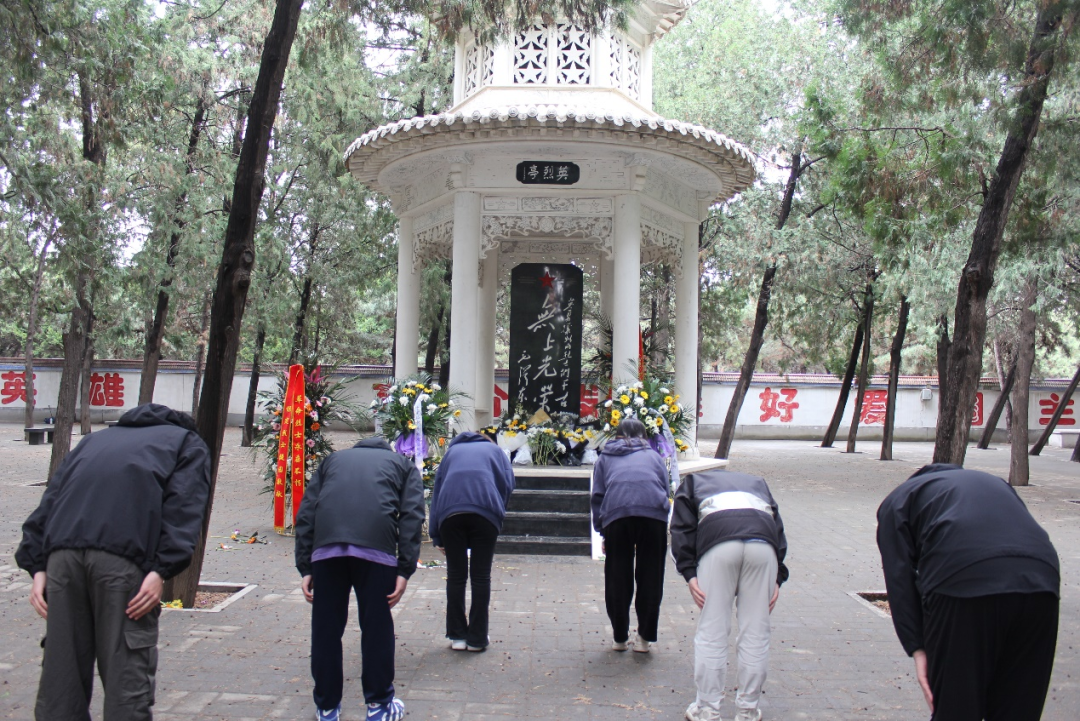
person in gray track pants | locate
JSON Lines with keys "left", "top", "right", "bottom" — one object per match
{"left": 670, "top": 469, "right": 789, "bottom": 721}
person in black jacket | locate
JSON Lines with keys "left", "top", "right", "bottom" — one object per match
{"left": 16, "top": 403, "right": 211, "bottom": 721}
{"left": 670, "top": 469, "right": 788, "bottom": 721}
{"left": 295, "top": 436, "right": 424, "bottom": 721}
{"left": 428, "top": 432, "right": 515, "bottom": 652}
{"left": 876, "top": 464, "right": 1059, "bottom": 721}
{"left": 590, "top": 418, "right": 671, "bottom": 653}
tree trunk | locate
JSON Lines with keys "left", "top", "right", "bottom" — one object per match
{"left": 714, "top": 264, "right": 777, "bottom": 459}
{"left": 288, "top": 275, "right": 313, "bottom": 366}
{"left": 714, "top": 142, "right": 803, "bottom": 459}
{"left": 1030, "top": 364, "right": 1080, "bottom": 456}
{"left": 880, "top": 296, "right": 909, "bottom": 460}
{"left": 992, "top": 336, "right": 1014, "bottom": 434}
{"left": 1072, "top": 428, "right": 1080, "bottom": 463}
{"left": 79, "top": 310, "right": 95, "bottom": 435}
{"left": 978, "top": 362, "right": 1016, "bottom": 449}
{"left": 935, "top": 4, "right": 1068, "bottom": 465}
{"left": 139, "top": 96, "right": 208, "bottom": 404}
{"left": 191, "top": 291, "right": 211, "bottom": 417}
{"left": 241, "top": 326, "right": 267, "bottom": 448}
{"left": 651, "top": 265, "right": 671, "bottom": 369}
{"left": 935, "top": 314, "right": 951, "bottom": 405}
{"left": 24, "top": 236, "right": 53, "bottom": 428}
{"left": 1009, "top": 279, "right": 1038, "bottom": 485}
{"left": 846, "top": 284, "right": 875, "bottom": 453}
{"left": 424, "top": 307, "right": 443, "bottom": 375}
{"left": 438, "top": 310, "right": 451, "bottom": 388}
{"left": 164, "top": 0, "right": 305, "bottom": 608}
{"left": 48, "top": 291, "right": 89, "bottom": 480}
{"left": 822, "top": 320, "right": 864, "bottom": 448}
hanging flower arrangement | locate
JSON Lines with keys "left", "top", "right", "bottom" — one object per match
{"left": 252, "top": 365, "right": 367, "bottom": 499}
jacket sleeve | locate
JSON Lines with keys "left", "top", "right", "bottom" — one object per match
{"left": 294, "top": 462, "right": 324, "bottom": 577}
{"left": 769, "top": 487, "right": 790, "bottom": 586}
{"left": 15, "top": 463, "right": 69, "bottom": 577}
{"left": 396, "top": 462, "right": 425, "bottom": 579}
{"left": 428, "top": 459, "right": 447, "bottom": 548}
{"left": 496, "top": 448, "right": 515, "bottom": 507}
{"left": 876, "top": 490, "right": 923, "bottom": 656}
{"left": 153, "top": 432, "right": 212, "bottom": 580}
{"left": 590, "top": 458, "right": 608, "bottom": 535}
{"left": 669, "top": 475, "right": 699, "bottom": 582}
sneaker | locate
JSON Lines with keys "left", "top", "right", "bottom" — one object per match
{"left": 612, "top": 639, "right": 628, "bottom": 651}
{"left": 734, "top": 709, "right": 761, "bottom": 721}
{"left": 316, "top": 706, "right": 341, "bottom": 721}
{"left": 633, "top": 633, "right": 651, "bottom": 653}
{"left": 685, "top": 701, "right": 722, "bottom": 721}
{"left": 450, "top": 639, "right": 467, "bottom": 651}
{"left": 366, "top": 698, "right": 405, "bottom": 721}
{"left": 467, "top": 635, "right": 490, "bottom": 652}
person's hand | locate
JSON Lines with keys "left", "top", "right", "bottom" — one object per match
{"left": 688, "top": 577, "right": 706, "bottom": 609}
{"left": 30, "top": 571, "right": 47, "bottom": 619}
{"left": 301, "top": 575, "right": 314, "bottom": 603}
{"left": 601, "top": 540, "right": 606, "bottom": 555}
{"left": 387, "top": 576, "right": 408, "bottom": 608}
{"left": 434, "top": 545, "right": 446, "bottom": 556}
{"left": 127, "top": 571, "right": 164, "bottom": 620}
{"left": 769, "top": 584, "right": 780, "bottom": 613}
{"left": 913, "top": 649, "right": 934, "bottom": 712}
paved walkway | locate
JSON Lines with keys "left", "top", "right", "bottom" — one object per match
{"left": 1, "top": 426, "right": 1077, "bottom": 720}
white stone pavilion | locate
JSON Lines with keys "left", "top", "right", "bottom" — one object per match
{"left": 345, "top": 0, "right": 755, "bottom": 445}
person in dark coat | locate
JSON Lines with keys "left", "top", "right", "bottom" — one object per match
{"left": 590, "top": 418, "right": 671, "bottom": 653}
{"left": 17, "top": 403, "right": 211, "bottom": 721}
{"left": 876, "top": 464, "right": 1060, "bottom": 721}
{"left": 295, "top": 436, "right": 425, "bottom": 721}
{"left": 428, "top": 432, "right": 515, "bottom": 652}
{"left": 670, "top": 468, "right": 788, "bottom": 721}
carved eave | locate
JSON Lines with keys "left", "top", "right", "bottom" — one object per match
{"left": 344, "top": 104, "right": 756, "bottom": 205}
{"left": 634, "top": 0, "right": 695, "bottom": 39}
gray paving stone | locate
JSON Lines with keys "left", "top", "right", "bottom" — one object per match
{"left": 1, "top": 427, "right": 1078, "bottom": 719}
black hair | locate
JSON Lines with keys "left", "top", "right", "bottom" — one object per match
{"left": 615, "top": 417, "right": 648, "bottom": 440}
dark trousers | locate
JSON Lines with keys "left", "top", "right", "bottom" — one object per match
{"left": 924, "top": 591, "right": 1059, "bottom": 721}
{"left": 36, "top": 549, "right": 159, "bottom": 721}
{"left": 441, "top": 513, "right": 499, "bottom": 648}
{"left": 603, "top": 516, "right": 667, "bottom": 643}
{"left": 311, "top": 557, "right": 398, "bottom": 710}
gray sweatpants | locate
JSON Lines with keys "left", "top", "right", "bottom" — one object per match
{"left": 694, "top": 540, "right": 778, "bottom": 712}
{"left": 36, "top": 549, "right": 159, "bottom": 721}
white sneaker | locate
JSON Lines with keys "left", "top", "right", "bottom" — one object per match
{"left": 612, "top": 639, "right": 628, "bottom": 651}
{"left": 632, "top": 633, "right": 651, "bottom": 653}
{"left": 685, "top": 701, "right": 722, "bottom": 721}
{"left": 734, "top": 708, "right": 762, "bottom": 721}
{"left": 450, "top": 639, "right": 467, "bottom": 651}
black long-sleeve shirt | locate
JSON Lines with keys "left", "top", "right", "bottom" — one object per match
{"left": 876, "top": 464, "right": 1059, "bottom": 656}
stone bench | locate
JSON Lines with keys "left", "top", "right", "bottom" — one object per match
{"left": 1052, "top": 429, "right": 1079, "bottom": 448}
{"left": 25, "top": 426, "right": 55, "bottom": 445}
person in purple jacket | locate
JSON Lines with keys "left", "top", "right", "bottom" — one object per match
{"left": 429, "top": 432, "right": 515, "bottom": 652}
{"left": 591, "top": 418, "right": 671, "bottom": 653}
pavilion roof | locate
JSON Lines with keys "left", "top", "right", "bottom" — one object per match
{"left": 344, "top": 104, "right": 757, "bottom": 204}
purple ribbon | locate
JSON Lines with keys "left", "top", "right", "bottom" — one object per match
{"left": 649, "top": 433, "right": 674, "bottom": 458}
{"left": 394, "top": 432, "right": 428, "bottom": 462}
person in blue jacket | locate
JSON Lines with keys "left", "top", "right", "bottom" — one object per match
{"left": 591, "top": 418, "right": 671, "bottom": 653}
{"left": 429, "top": 432, "right": 515, "bottom": 652}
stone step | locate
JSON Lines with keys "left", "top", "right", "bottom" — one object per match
{"left": 506, "top": 489, "right": 590, "bottom": 514}
{"left": 513, "top": 474, "right": 590, "bottom": 492}
{"left": 495, "top": 535, "right": 592, "bottom": 556}
{"left": 501, "top": 511, "right": 591, "bottom": 538}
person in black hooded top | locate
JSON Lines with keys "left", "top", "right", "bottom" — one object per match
{"left": 877, "top": 463, "right": 1059, "bottom": 721}
{"left": 590, "top": 418, "right": 671, "bottom": 653}
{"left": 17, "top": 403, "right": 211, "bottom": 721}
{"left": 429, "top": 432, "right": 515, "bottom": 652}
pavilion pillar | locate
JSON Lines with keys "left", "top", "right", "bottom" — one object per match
{"left": 449, "top": 192, "right": 481, "bottom": 430}
{"left": 611, "top": 194, "right": 641, "bottom": 385}
{"left": 394, "top": 216, "right": 419, "bottom": 379}
{"left": 675, "top": 220, "right": 700, "bottom": 454}
{"left": 475, "top": 246, "right": 499, "bottom": 428}
{"left": 599, "top": 254, "right": 614, "bottom": 322}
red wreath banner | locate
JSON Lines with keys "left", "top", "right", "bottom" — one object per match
{"left": 273, "top": 365, "right": 307, "bottom": 532}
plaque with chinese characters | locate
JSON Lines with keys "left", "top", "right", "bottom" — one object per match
{"left": 509, "top": 264, "right": 583, "bottom": 417}
{"left": 515, "top": 161, "right": 580, "bottom": 185}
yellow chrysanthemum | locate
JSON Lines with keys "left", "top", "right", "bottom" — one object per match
{"left": 670, "top": 404, "right": 680, "bottom": 414}
{"left": 611, "top": 409, "right": 622, "bottom": 421}
{"left": 619, "top": 394, "right": 630, "bottom": 404}
{"left": 640, "top": 391, "right": 649, "bottom": 400}
{"left": 664, "top": 395, "right": 674, "bottom": 405}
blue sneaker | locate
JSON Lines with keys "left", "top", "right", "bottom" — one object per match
{"left": 367, "top": 698, "right": 405, "bottom": 721}
{"left": 315, "top": 706, "right": 341, "bottom": 721}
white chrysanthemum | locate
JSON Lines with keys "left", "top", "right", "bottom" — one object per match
{"left": 639, "top": 407, "right": 648, "bottom": 416}
{"left": 604, "top": 399, "right": 613, "bottom": 407}
{"left": 555, "top": 442, "right": 566, "bottom": 454}
{"left": 418, "top": 393, "right": 430, "bottom": 402}
{"left": 660, "top": 387, "right": 670, "bottom": 394}
{"left": 426, "top": 403, "right": 437, "bottom": 413}
{"left": 604, "top": 423, "right": 611, "bottom": 432}
{"left": 432, "top": 383, "right": 442, "bottom": 391}
{"left": 633, "top": 396, "right": 645, "bottom": 407}
{"left": 398, "top": 396, "right": 409, "bottom": 406}
{"left": 659, "top": 404, "right": 669, "bottom": 413}
{"left": 388, "top": 385, "right": 397, "bottom": 393}
{"left": 615, "top": 385, "right": 627, "bottom": 394}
